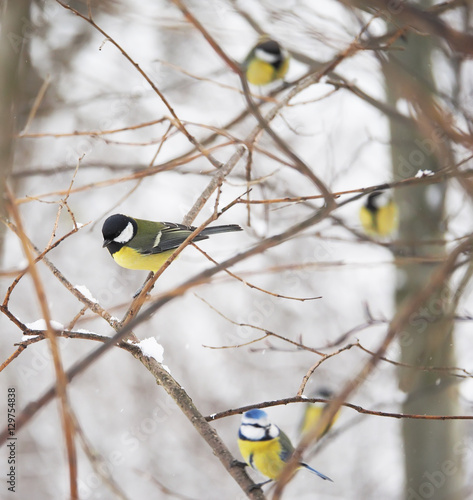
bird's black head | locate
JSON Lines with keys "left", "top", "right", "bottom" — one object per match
{"left": 366, "top": 191, "right": 383, "bottom": 212}
{"left": 102, "top": 214, "right": 137, "bottom": 254}
{"left": 255, "top": 39, "right": 285, "bottom": 69}
{"left": 315, "top": 388, "right": 334, "bottom": 399}
{"left": 257, "top": 39, "right": 282, "bottom": 56}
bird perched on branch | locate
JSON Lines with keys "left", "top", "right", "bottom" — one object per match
{"left": 299, "top": 388, "right": 340, "bottom": 438}
{"left": 359, "top": 190, "right": 398, "bottom": 237}
{"left": 243, "top": 36, "right": 290, "bottom": 86}
{"left": 237, "top": 409, "right": 333, "bottom": 483}
{"left": 102, "top": 214, "right": 242, "bottom": 272}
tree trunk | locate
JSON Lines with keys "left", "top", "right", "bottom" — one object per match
{"left": 0, "top": 0, "right": 31, "bottom": 249}
{"left": 383, "top": 6, "right": 463, "bottom": 500}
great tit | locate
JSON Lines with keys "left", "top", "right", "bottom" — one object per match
{"left": 102, "top": 214, "right": 242, "bottom": 272}
{"left": 359, "top": 190, "right": 399, "bottom": 237}
{"left": 300, "top": 388, "right": 340, "bottom": 438}
{"left": 243, "top": 36, "right": 290, "bottom": 86}
{"left": 238, "top": 409, "right": 333, "bottom": 482}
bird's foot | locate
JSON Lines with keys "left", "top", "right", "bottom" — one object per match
{"left": 132, "top": 284, "right": 147, "bottom": 299}
{"left": 132, "top": 272, "right": 155, "bottom": 298}
{"left": 231, "top": 459, "right": 247, "bottom": 469}
{"left": 249, "top": 479, "right": 272, "bottom": 491}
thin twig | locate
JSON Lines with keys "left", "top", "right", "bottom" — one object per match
{"left": 192, "top": 246, "right": 321, "bottom": 301}
{"left": 55, "top": 0, "right": 223, "bottom": 170}
{"left": 206, "top": 396, "right": 473, "bottom": 422}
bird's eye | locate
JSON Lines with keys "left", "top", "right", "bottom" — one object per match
{"left": 254, "top": 423, "right": 270, "bottom": 429}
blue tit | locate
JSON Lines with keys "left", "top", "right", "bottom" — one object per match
{"left": 300, "top": 388, "right": 340, "bottom": 438}
{"left": 238, "top": 409, "right": 332, "bottom": 482}
{"left": 359, "top": 190, "right": 399, "bottom": 237}
{"left": 243, "top": 36, "right": 290, "bottom": 86}
{"left": 102, "top": 214, "right": 242, "bottom": 272}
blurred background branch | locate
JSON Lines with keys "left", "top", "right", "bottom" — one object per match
{"left": 1, "top": 1, "right": 473, "bottom": 499}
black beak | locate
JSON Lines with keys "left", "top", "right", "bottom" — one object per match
{"left": 102, "top": 239, "right": 112, "bottom": 248}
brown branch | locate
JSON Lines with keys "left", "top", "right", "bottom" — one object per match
{"left": 1, "top": 224, "right": 118, "bottom": 328}
{"left": 272, "top": 235, "right": 473, "bottom": 498}
{"left": 15, "top": 156, "right": 193, "bottom": 203}
{"left": 0, "top": 345, "right": 27, "bottom": 373}
{"left": 349, "top": 0, "right": 473, "bottom": 55}
{"left": 120, "top": 193, "right": 247, "bottom": 327}
{"left": 192, "top": 245, "right": 321, "bottom": 301}
{"left": 8, "top": 327, "right": 264, "bottom": 499}
{"left": 134, "top": 353, "right": 265, "bottom": 500}
{"left": 21, "top": 75, "right": 51, "bottom": 134}
{"left": 2, "top": 221, "right": 89, "bottom": 307}
{"left": 171, "top": 0, "right": 339, "bottom": 222}
{"left": 55, "top": 1, "right": 223, "bottom": 171}
{"left": 355, "top": 341, "right": 473, "bottom": 379}
{"left": 2, "top": 210, "right": 268, "bottom": 498}
{"left": 0, "top": 194, "right": 336, "bottom": 444}
{"left": 182, "top": 145, "right": 247, "bottom": 226}
{"left": 297, "top": 343, "right": 359, "bottom": 395}
{"left": 134, "top": 469, "right": 200, "bottom": 500}
{"left": 196, "top": 295, "right": 325, "bottom": 354}
{"left": 5, "top": 186, "right": 78, "bottom": 500}
{"left": 206, "top": 396, "right": 473, "bottom": 422}
{"left": 19, "top": 118, "right": 167, "bottom": 138}
{"left": 74, "top": 414, "right": 130, "bottom": 500}
{"left": 0, "top": 303, "right": 29, "bottom": 331}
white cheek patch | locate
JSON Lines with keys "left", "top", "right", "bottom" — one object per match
{"left": 426, "top": 184, "right": 443, "bottom": 210}
{"left": 153, "top": 231, "right": 162, "bottom": 248}
{"left": 255, "top": 47, "right": 279, "bottom": 64}
{"left": 240, "top": 424, "right": 266, "bottom": 441}
{"left": 372, "top": 191, "right": 390, "bottom": 209}
{"left": 113, "top": 222, "right": 134, "bottom": 244}
{"left": 268, "top": 424, "right": 279, "bottom": 439}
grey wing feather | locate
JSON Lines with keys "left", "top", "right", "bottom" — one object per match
{"left": 278, "top": 430, "right": 295, "bottom": 463}
{"left": 128, "top": 222, "right": 163, "bottom": 254}
{"left": 278, "top": 428, "right": 333, "bottom": 482}
{"left": 131, "top": 220, "right": 241, "bottom": 254}
{"left": 150, "top": 223, "right": 241, "bottom": 253}
{"left": 150, "top": 223, "right": 208, "bottom": 253}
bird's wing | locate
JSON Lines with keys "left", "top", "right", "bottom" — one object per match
{"left": 278, "top": 430, "right": 294, "bottom": 462}
{"left": 242, "top": 47, "right": 255, "bottom": 69}
{"left": 142, "top": 221, "right": 208, "bottom": 254}
{"left": 125, "top": 219, "right": 163, "bottom": 254}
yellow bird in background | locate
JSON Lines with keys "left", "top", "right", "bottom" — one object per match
{"left": 359, "top": 191, "right": 399, "bottom": 237}
{"left": 243, "top": 36, "right": 290, "bottom": 86}
{"left": 300, "top": 388, "right": 340, "bottom": 438}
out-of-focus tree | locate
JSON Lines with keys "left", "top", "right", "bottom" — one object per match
{"left": 0, "top": 0, "right": 32, "bottom": 251}
{"left": 382, "top": 3, "right": 462, "bottom": 498}
{"left": 1, "top": 1, "right": 473, "bottom": 499}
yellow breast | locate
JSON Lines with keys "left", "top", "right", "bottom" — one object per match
{"left": 112, "top": 246, "right": 175, "bottom": 272}
{"left": 238, "top": 438, "right": 286, "bottom": 480}
{"left": 359, "top": 201, "right": 399, "bottom": 237}
{"left": 300, "top": 405, "right": 339, "bottom": 437}
{"left": 246, "top": 57, "right": 289, "bottom": 86}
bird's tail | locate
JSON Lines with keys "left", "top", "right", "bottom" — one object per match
{"left": 200, "top": 224, "right": 242, "bottom": 236}
{"left": 301, "top": 463, "right": 333, "bottom": 482}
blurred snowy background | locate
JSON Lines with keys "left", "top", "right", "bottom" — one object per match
{"left": 1, "top": 0, "right": 473, "bottom": 499}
